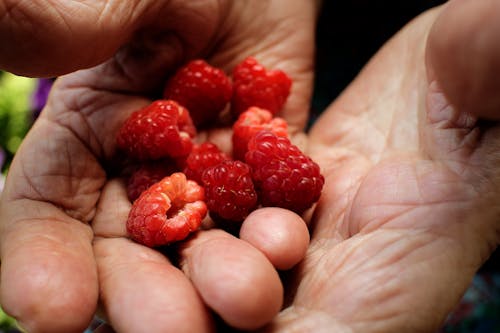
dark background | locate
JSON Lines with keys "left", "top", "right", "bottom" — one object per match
{"left": 312, "top": 0, "right": 446, "bottom": 115}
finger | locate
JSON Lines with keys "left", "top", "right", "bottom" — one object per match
{"left": 426, "top": 0, "right": 500, "bottom": 119}
{"left": 0, "top": 1, "right": 226, "bottom": 78}
{"left": 94, "top": 178, "right": 283, "bottom": 331}
{"left": 0, "top": 113, "right": 104, "bottom": 332}
{"left": 92, "top": 180, "right": 214, "bottom": 332}
{"left": 239, "top": 208, "right": 309, "bottom": 270}
{"left": 0, "top": 200, "right": 98, "bottom": 333}
{"left": 179, "top": 230, "right": 283, "bottom": 330}
{"left": 93, "top": 237, "right": 214, "bottom": 333}
{"left": 0, "top": 1, "right": 140, "bottom": 76}
{"left": 91, "top": 179, "right": 130, "bottom": 238}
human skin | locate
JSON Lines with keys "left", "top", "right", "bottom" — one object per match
{"left": 1, "top": 0, "right": 500, "bottom": 332}
{"left": 0, "top": 1, "right": 317, "bottom": 332}
{"left": 261, "top": 1, "right": 500, "bottom": 332}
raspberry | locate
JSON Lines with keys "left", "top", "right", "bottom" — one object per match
{"left": 126, "top": 162, "right": 178, "bottom": 202}
{"left": 118, "top": 56, "right": 325, "bottom": 245}
{"left": 231, "top": 56, "right": 292, "bottom": 117}
{"left": 245, "top": 131, "right": 324, "bottom": 214}
{"left": 202, "top": 160, "right": 258, "bottom": 222}
{"left": 126, "top": 172, "right": 207, "bottom": 247}
{"left": 163, "top": 59, "right": 232, "bottom": 127}
{"left": 116, "top": 100, "right": 196, "bottom": 160}
{"left": 232, "top": 106, "right": 288, "bottom": 161}
{"left": 182, "top": 142, "right": 230, "bottom": 184}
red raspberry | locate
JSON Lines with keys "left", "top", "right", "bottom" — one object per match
{"left": 126, "top": 162, "right": 178, "bottom": 202}
{"left": 202, "top": 160, "right": 258, "bottom": 222}
{"left": 182, "top": 142, "right": 230, "bottom": 184}
{"left": 126, "top": 172, "right": 207, "bottom": 247}
{"left": 232, "top": 106, "right": 288, "bottom": 161}
{"left": 245, "top": 131, "right": 324, "bottom": 214}
{"left": 231, "top": 56, "right": 292, "bottom": 117}
{"left": 116, "top": 100, "right": 196, "bottom": 160}
{"left": 163, "top": 59, "right": 232, "bottom": 127}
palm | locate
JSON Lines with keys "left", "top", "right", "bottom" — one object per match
{"left": 268, "top": 8, "right": 500, "bottom": 332}
{"left": 0, "top": 2, "right": 317, "bottom": 332}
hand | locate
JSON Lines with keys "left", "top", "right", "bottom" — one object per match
{"left": 257, "top": 1, "right": 500, "bottom": 332}
{"left": 0, "top": 1, "right": 318, "bottom": 332}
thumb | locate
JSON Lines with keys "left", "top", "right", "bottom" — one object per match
{"left": 0, "top": 0, "right": 139, "bottom": 77}
{"left": 0, "top": 1, "right": 152, "bottom": 77}
{"left": 426, "top": 0, "right": 500, "bottom": 119}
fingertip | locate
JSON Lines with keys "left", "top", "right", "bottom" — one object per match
{"left": 181, "top": 230, "right": 283, "bottom": 330}
{"left": 240, "top": 208, "right": 310, "bottom": 270}
{"left": 0, "top": 225, "right": 98, "bottom": 333}
{"left": 93, "top": 238, "right": 213, "bottom": 333}
{"left": 426, "top": 0, "right": 500, "bottom": 119}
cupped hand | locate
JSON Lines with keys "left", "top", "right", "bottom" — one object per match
{"left": 259, "top": 2, "right": 500, "bottom": 332}
{"left": 0, "top": 1, "right": 318, "bottom": 332}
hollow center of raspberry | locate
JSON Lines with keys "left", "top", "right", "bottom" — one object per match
{"left": 166, "top": 202, "right": 184, "bottom": 219}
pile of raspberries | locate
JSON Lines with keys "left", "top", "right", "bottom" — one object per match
{"left": 116, "top": 57, "right": 324, "bottom": 247}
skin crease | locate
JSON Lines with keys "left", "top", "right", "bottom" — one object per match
{"left": 1, "top": 1, "right": 500, "bottom": 333}
{"left": 0, "top": 1, "right": 317, "bottom": 332}
{"left": 261, "top": 4, "right": 500, "bottom": 333}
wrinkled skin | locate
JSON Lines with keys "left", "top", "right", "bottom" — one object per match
{"left": 0, "top": 1, "right": 316, "bottom": 332}
{"left": 265, "top": 2, "right": 500, "bottom": 332}
{"left": 1, "top": 0, "right": 500, "bottom": 333}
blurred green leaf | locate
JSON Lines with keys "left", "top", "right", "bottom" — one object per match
{"left": 0, "top": 71, "right": 36, "bottom": 171}
{"left": 0, "top": 306, "right": 18, "bottom": 330}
